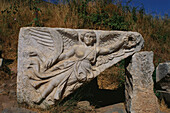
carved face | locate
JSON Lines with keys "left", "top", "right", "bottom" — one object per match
{"left": 83, "top": 32, "right": 96, "bottom": 46}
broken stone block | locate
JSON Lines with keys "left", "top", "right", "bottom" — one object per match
{"left": 156, "top": 62, "right": 170, "bottom": 82}
{"left": 156, "top": 62, "right": 170, "bottom": 107}
{"left": 125, "top": 51, "right": 160, "bottom": 113}
{"left": 17, "top": 27, "right": 144, "bottom": 108}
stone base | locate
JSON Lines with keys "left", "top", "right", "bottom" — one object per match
{"left": 125, "top": 51, "right": 160, "bottom": 113}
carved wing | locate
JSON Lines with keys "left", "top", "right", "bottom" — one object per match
{"left": 57, "top": 29, "right": 79, "bottom": 52}
{"left": 28, "top": 28, "right": 63, "bottom": 59}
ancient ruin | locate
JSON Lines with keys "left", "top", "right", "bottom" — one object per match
{"left": 156, "top": 62, "right": 170, "bottom": 107}
{"left": 125, "top": 51, "right": 160, "bottom": 113}
{"left": 17, "top": 27, "right": 144, "bottom": 108}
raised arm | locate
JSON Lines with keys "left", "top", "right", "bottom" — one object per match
{"left": 97, "top": 38, "right": 124, "bottom": 55}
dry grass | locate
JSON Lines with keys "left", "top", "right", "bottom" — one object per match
{"left": 160, "top": 99, "right": 170, "bottom": 113}
{"left": 0, "top": 0, "right": 169, "bottom": 81}
{"left": 98, "top": 64, "right": 125, "bottom": 90}
{"left": 0, "top": 0, "right": 169, "bottom": 111}
{"left": 0, "top": 0, "right": 169, "bottom": 88}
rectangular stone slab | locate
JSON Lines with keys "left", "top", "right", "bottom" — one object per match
{"left": 17, "top": 27, "right": 144, "bottom": 108}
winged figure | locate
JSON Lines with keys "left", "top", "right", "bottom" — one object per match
{"left": 19, "top": 28, "right": 143, "bottom": 106}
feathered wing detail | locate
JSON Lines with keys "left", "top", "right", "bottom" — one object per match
{"left": 24, "top": 28, "right": 65, "bottom": 85}
{"left": 49, "top": 29, "right": 63, "bottom": 58}
{"left": 28, "top": 28, "right": 63, "bottom": 59}
{"left": 98, "top": 33, "right": 121, "bottom": 47}
{"left": 29, "top": 28, "right": 55, "bottom": 51}
{"left": 57, "top": 29, "right": 79, "bottom": 52}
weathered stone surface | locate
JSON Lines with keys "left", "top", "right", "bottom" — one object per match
{"left": 156, "top": 62, "right": 170, "bottom": 107}
{"left": 17, "top": 27, "right": 144, "bottom": 108}
{"left": 156, "top": 62, "right": 170, "bottom": 82}
{"left": 125, "top": 51, "right": 160, "bottom": 113}
{"left": 77, "top": 101, "right": 92, "bottom": 110}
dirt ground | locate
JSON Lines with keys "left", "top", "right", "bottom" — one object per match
{"left": 0, "top": 75, "right": 17, "bottom": 112}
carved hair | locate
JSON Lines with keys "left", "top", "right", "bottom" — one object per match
{"left": 80, "top": 31, "right": 97, "bottom": 44}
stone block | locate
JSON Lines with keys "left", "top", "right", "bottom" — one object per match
{"left": 156, "top": 62, "right": 170, "bottom": 106}
{"left": 125, "top": 51, "right": 160, "bottom": 113}
{"left": 17, "top": 27, "right": 144, "bottom": 108}
{"left": 156, "top": 62, "right": 170, "bottom": 82}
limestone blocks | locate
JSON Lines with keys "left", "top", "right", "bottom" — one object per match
{"left": 125, "top": 51, "right": 160, "bottom": 113}
{"left": 17, "top": 27, "right": 144, "bottom": 108}
{"left": 156, "top": 62, "right": 170, "bottom": 82}
{"left": 156, "top": 62, "right": 170, "bottom": 107}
